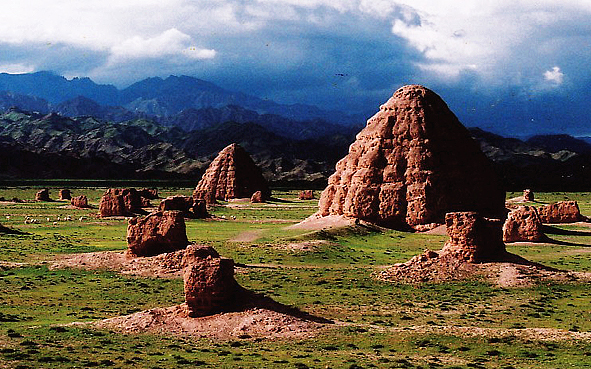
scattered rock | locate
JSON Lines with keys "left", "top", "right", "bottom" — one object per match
{"left": 139, "top": 188, "right": 159, "bottom": 199}
{"left": 317, "top": 85, "right": 505, "bottom": 230}
{"left": 503, "top": 206, "right": 544, "bottom": 242}
{"left": 523, "top": 189, "right": 534, "bottom": 202}
{"left": 298, "top": 190, "right": 315, "bottom": 200}
{"left": 537, "top": 201, "right": 585, "bottom": 223}
{"left": 126, "top": 211, "right": 189, "bottom": 257}
{"left": 35, "top": 188, "right": 50, "bottom": 201}
{"left": 70, "top": 195, "right": 89, "bottom": 208}
{"left": 441, "top": 212, "right": 506, "bottom": 262}
{"left": 99, "top": 188, "right": 143, "bottom": 217}
{"left": 193, "top": 143, "right": 271, "bottom": 204}
{"left": 59, "top": 189, "right": 71, "bottom": 200}
{"left": 250, "top": 190, "right": 264, "bottom": 203}
{"left": 183, "top": 244, "right": 238, "bottom": 317}
{"left": 158, "top": 195, "right": 208, "bottom": 218}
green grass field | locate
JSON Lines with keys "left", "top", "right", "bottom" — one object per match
{"left": 0, "top": 187, "right": 590, "bottom": 368}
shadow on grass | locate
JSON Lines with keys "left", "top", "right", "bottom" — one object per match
{"left": 542, "top": 225, "right": 591, "bottom": 237}
{"left": 233, "top": 286, "right": 333, "bottom": 324}
{"left": 498, "top": 251, "right": 562, "bottom": 272}
{"left": 267, "top": 197, "right": 294, "bottom": 204}
{"left": 0, "top": 225, "right": 27, "bottom": 235}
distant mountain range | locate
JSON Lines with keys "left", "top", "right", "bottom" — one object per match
{"left": 0, "top": 72, "right": 363, "bottom": 140}
{"left": 1, "top": 108, "right": 591, "bottom": 190}
{"left": 0, "top": 109, "right": 355, "bottom": 183}
{"left": 0, "top": 71, "right": 590, "bottom": 190}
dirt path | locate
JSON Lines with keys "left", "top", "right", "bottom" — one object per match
{"left": 335, "top": 321, "right": 591, "bottom": 342}
{"left": 230, "top": 229, "right": 264, "bottom": 242}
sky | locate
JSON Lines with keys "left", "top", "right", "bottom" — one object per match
{"left": 1, "top": 0, "right": 590, "bottom": 136}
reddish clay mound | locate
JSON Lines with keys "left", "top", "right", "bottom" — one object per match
{"left": 299, "top": 190, "right": 315, "bottom": 200}
{"left": 71, "top": 195, "right": 89, "bottom": 208}
{"left": 59, "top": 189, "right": 71, "bottom": 200}
{"left": 537, "top": 201, "right": 585, "bottom": 223}
{"left": 380, "top": 211, "right": 590, "bottom": 286}
{"left": 127, "top": 211, "right": 189, "bottom": 257}
{"left": 503, "top": 206, "right": 544, "bottom": 242}
{"left": 60, "top": 244, "right": 331, "bottom": 339}
{"left": 317, "top": 85, "right": 505, "bottom": 230}
{"left": 99, "top": 188, "right": 144, "bottom": 217}
{"left": 35, "top": 188, "right": 50, "bottom": 201}
{"left": 158, "top": 195, "right": 208, "bottom": 218}
{"left": 193, "top": 143, "right": 270, "bottom": 204}
{"left": 94, "top": 303, "right": 326, "bottom": 340}
{"left": 183, "top": 244, "right": 238, "bottom": 317}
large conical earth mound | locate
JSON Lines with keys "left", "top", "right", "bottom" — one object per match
{"left": 317, "top": 85, "right": 505, "bottom": 230}
{"left": 193, "top": 143, "right": 270, "bottom": 203}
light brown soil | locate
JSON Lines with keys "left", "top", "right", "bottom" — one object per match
{"left": 93, "top": 303, "right": 326, "bottom": 340}
{"left": 230, "top": 229, "right": 264, "bottom": 242}
{"left": 286, "top": 214, "right": 358, "bottom": 231}
{"left": 278, "top": 240, "right": 336, "bottom": 252}
{"left": 379, "top": 251, "right": 591, "bottom": 287}
{"left": 50, "top": 249, "right": 188, "bottom": 278}
{"left": 421, "top": 224, "right": 447, "bottom": 235}
{"left": 377, "top": 324, "right": 591, "bottom": 342}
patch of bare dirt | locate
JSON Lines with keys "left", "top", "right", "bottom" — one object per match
{"left": 378, "top": 250, "right": 478, "bottom": 284}
{"left": 89, "top": 285, "right": 331, "bottom": 340}
{"left": 286, "top": 214, "right": 358, "bottom": 231}
{"left": 379, "top": 250, "right": 591, "bottom": 287}
{"left": 382, "top": 325, "right": 591, "bottom": 342}
{"left": 93, "top": 304, "right": 325, "bottom": 340}
{"left": 421, "top": 224, "right": 447, "bottom": 235}
{"left": 276, "top": 240, "right": 336, "bottom": 252}
{"left": 481, "top": 261, "right": 591, "bottom": 288}
{"left": 230, "top": 229, "right": 264, "bottom": 242}
{"left": 0, "top": 261, "right": 27, "bottom": 268}
{"left": 50, "top": 249, "right": 188, "bottom": 278}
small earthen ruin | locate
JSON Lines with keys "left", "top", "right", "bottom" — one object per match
{"left": 537, "top": 201, "right": 585, "bottom": 223}
{"left": 59, "top": 189, "right": 71, "bottom": 200}
{"left": 503, "top": 206, "right": 544, "bottom": 242}
{"left": 299, "top": 190, "right": 315, "bottom": 200}
{"left": 193, "top": 143, "right": 270, "bottom": 204}
{"left": 250, "top": 190, "right": 264, "bottom": 203}
{"left": 71, "top": 195, "right": 89, "bottom": 208}
{"left": 139, "top": 188, "right": 159, "bottom": 199}
{"left": 99, "top": 188, "right": 143, "bottom": 217}
{"left": 316, "top": 85, "right": 505, "bottom": 230}
{"left": 182, "top": 244, "right": 238, "bottom": 317}
{"left": 35, "top": 188, "right": 50, "bottom": 201}
{"left": 523, "top": 189, "right": 534, "bottom": 202}
{"left": 126, "top": 210, "right": 189, "bottom": 257}
{"left": 381, "top": 211, "right": 508, "bottom": 283}
{"left": 158, "top": 195, "right": 208, "bottom": 218}
{"left": 440, "top": 212, "right": 506, "bottom": 262}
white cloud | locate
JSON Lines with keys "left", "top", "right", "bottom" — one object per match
{"left": 109, "top": 29, "right": 216, "bottom": 62}
{"left": 543, "top": 66, "right": 564, "bottom": 85}
{"left": 0, "top": 63, "right": 35, "bottom": 74}
{"left": 387, "top": 1, "right": 591, "bottom": 87}
{"left": 0, "top": 0, "right": 590, "bottom": 99}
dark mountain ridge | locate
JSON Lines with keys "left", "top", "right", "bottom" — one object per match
{"left": 0, "top": 109, "right": 590, "bottom": 191}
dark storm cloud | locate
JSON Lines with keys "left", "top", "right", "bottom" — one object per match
{"left": 1, "top": 1, "right": 591, "bottom": 135}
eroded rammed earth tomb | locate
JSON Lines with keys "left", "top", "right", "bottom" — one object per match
{"left": 317, "top": 85, "right": 505, "bottom": 230}
{"left": 193, "top": 143, "right": 270, "bottom": 204}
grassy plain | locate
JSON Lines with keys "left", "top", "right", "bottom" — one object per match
{"left": 0, "top": 186, "right": 590, "bottom": 368}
